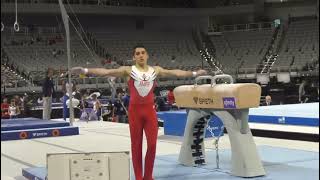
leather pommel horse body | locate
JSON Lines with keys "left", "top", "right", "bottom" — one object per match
{"left": 173, "top": 75, "right": 266, "bottom": 177}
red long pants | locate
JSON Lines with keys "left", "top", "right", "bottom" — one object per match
{"left": 128, "top": 103, "right": 158, "bottom": 180}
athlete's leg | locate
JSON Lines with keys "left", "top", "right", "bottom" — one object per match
{"left": 143, "top": 105, "right": 158, "bottom": 180}
{"left": 42, "top": 97, "right": 50, "bottom": 120}
{"left": 129, "top": 105, "right": 144, "bottom": 180}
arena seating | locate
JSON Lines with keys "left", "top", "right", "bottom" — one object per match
{"left": 89, "top": 30, "right": 202, "bottom": 67}
{"left": 1, "top": 18, "right": 319, "bottom": 88}
{"left": 1, "top": 65, "right": 26, "bottom": 88}
{"left": 210, "top": 29, "right": 273, "bottom": 73}
{"left": 209, "top": 19, "right": 319, "bottom": 74}
{"left": 2, "top": 29, "right": 102, "bottom": 73}
{"left": 272, "top": 19, "right": 319, "bottom": 70}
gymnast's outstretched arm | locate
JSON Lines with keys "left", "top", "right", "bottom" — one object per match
{"left": 71, "top": 66, "right": 130, "bottom": 78}
{"left": 154, "top": 66, "right": 207, "bottom": 78}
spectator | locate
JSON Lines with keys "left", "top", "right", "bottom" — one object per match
{"left": 79, "top": 95, "right": 89, "bottom": 121}
{"left": 22, "top": 93, "right": 32, "bottom": 117}
{"left": 122, "top": 91, "right": 130, "bottom": 109}
{"left": 89, "top": 92, "right": 102, "bottom": 120}
{"left": 101, "top": 98, "right": 114, "bottom": 121}
{"left": 62, "top": 75, "right": 77, "bottom": 121}
{"left": 13, "top": 95, "right": 22, "bottom": 116}
{"left": 9, "top": 99, "right": 20, "bottom": 119}
{"left": 1, "top": 97, "right": 10, "bottom": 119}
{"left": 299, "top": 80, "right": 308, "bottom": 103}
{"left": 155, "top": 96, "right": 166, "bottom": 111}
{"left": 114, "top": 93, "right": 127, "bottom": 123}
{"left": 167, "top": 89, "right": 175, "bottom": 106}
{"left": 42, "top": 68, "right": 55, "bottom": 120}
{"left": 83, "top": 89, "right": 91, "bottom": 99}
{"left": 52, "top": 49, "right": 57, "bottom": 58}
{"left": 261, "top": 95, "right": 274, "bottom": 106}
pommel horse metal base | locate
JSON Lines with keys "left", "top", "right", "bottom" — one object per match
{"left": 174, "top": 75, "right": 266, "bottom": 177}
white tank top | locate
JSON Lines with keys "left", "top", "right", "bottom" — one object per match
{"left": 130, "top": 65, "right": 157, "bottom": 97}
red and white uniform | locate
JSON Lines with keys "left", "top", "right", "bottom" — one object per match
{"left": 128, "top": 65, "right": 158, "bottom": 180}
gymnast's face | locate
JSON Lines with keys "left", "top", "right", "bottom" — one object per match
{"left": 133, "top": 47, "right": 149, "bottom": 66}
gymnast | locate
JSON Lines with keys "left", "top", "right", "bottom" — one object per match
{"left": 71, "top": 44, "right": 207, "bottom": 180}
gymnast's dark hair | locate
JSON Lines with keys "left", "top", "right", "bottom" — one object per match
{"left": 133, "top": 44, "right": 146, "bottom": 55}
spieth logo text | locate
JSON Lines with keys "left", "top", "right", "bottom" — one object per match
{"left": 32, "top": 132, "right": 48, "bottom": 137}
{"left": 193, "top": 97, "right": 214, "bottom": 105}
{"left": 223, "top": 97, "right": 236, "bottom": 108}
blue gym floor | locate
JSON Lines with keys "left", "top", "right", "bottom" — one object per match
{"left": 22, "top": 145, "right": 319, "bottom": 180}
{"left": 153, "top": 145, "right": 319, "bottom": 180}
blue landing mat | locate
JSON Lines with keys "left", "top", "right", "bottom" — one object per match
{"left": 22, "top": 146, "right": 319, "bottom": 180}
{"left": 1, "top": 126, "right": 79, "bottom": 141}
{"left": 22, "top": 167, "right": 47, "bottom": 180}
{"left": 159, "top": 103, "right": 320, "bottom": 138}
{"left": 1, "top": 118, "right": 70, "bottom": 131}
{"left": 248, "top": 115, "right": 319, "bottom": 126}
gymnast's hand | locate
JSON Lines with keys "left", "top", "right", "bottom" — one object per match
{"left": 71, "top": 67, "right": 87, "bottom": 75}
{"left": 195, "top": 69, "right": 207, "bottom": 76}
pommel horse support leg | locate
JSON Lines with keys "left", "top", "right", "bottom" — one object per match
{"left": 178, "top": 109, "right": 211, "bottom": 166}
{"left": 174, "top": 75, "right": 266, "bottom": 177}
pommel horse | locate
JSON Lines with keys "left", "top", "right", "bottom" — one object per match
{"left": 174, "top": 75, "right": 266, "bottom": 177}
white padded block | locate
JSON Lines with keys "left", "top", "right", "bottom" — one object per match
{"left": 70, "top": 154, "right": 109, "bottom": 180}
{"left": 109, "top": 153, "right": 130, "bottom": 180}
{"left": 47, "top": 152, "right": 130, "bottom": 180}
